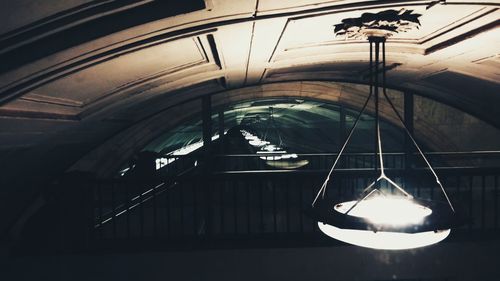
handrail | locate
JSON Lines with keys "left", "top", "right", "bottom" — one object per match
{"left": 213, "top": 151, "right": 500, "bottom": 157}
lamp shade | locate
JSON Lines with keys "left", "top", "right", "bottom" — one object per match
{"left": 318, "top": 222, "right": 450, "bottom": 250}
{"left": 308, "top": 196, "right": 464, "bottom": 250}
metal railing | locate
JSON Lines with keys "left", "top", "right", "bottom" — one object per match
{"left": 88, "top": 151, "right": 500, "bottom": 251}
{"left": 210, "top": 151, "right": 500, "bottom": 171}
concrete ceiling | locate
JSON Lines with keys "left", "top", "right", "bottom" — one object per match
{"left": 0, "top": 0, "right": 499, "bottom": 236}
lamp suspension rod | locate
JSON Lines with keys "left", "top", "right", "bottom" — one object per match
{"left": 344, "top": 38, "right": 414, "bottom": 215}
{"left": 373, "top": 37, "right": 385, "bottom": 177}
{"left": 370, "top": 38, "right": 375, "bottom": 172}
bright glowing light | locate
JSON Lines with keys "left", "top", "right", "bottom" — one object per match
{"left": 265, "top": 159, "right": 309, "bottom": 169}
{"left": 318, "top": 223, "right": 450, "bottom": 250}
{"left": 262, "top": 144, "right": 279, "bottom": 152}
{"left": 334, "top": 197, "right": 432, "bottom": 226}
{"left": 318, "top": 198, "right": 449, "bottom": 250}
{"left": 245, "top": 135, "right": 259, "bottom": 141}
{"left": 249, "top": 139, "right": 269, "bottom": 147}
{"left": 240, "top": 129, "right": 306, "bottom": 168}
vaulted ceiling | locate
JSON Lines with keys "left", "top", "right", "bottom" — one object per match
{"left": 0, "top": 0, "right": 499, "bottom": 236}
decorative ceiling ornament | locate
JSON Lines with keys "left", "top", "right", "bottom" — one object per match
{"left": 310, "top": 13, "right": 464, "bottom": 250}
{"left": 333, "top": 9, "right": 421, "bottom": 39}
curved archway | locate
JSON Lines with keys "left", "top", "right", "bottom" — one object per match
{"left": 70, "top": 81, "right": 500, "bottom": 177}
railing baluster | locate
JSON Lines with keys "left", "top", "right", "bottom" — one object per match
{"left": 126, "top": 181, "right": 131, "bottom": 239}
{"left": 286, "top": 177, "right": 290, "bottom": 233}
{"left": 153, "top": 181, "right": 157, "bottom": 238}
{"left": 193, "top": 179, "right": 198, "bottom": 236}
{"left": 139, "top": 182, "right": 144, "bottom": 238}
{"left": 351, "top": 176, "right": 355, "bottom": 196}
{"left": 233, "top": 180, "right": 238, "bottom": 234}
{"left": 166, "top": 182, "right": 171, "bottom": 239}
{"left": 494, "top": 175, "right": 498, "bottom": 230}
{"left": 220, "top": 180, "right": 224, "bottom": 234}
{"left": 180, "top": 180, "right": 184, "bottom": 236}
{"left": 111, "top": 182, "right": 117, "bottom": 239}
{"left": 312, "top": 180, "right": 318, "bottom": 232}
{"left": 299, "top": 180, "right": 304, "bottom": 233}
{"left": 246, "top": 179, "right": 251, "bottom": 234}
{"left": 98, "top": 182, "right": 103, "bottom": 240}
{"left": 260, "top": 179, "right": 264, "bottom": 232}
{"left": 273, "top": 181, "right": 277, "bottom": 233}
{"left": 430, "top": 179, "right": 434, "bottom": 200}
{"left": 417, "top": 175, "right": 421, "bottom": 198}
{"left": 469, "top": 176, "right": 474, "bottom": 230}
{"left": 481, "top": 175, "right": 486, "bottom": 231}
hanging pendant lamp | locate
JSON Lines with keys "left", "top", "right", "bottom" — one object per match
{"left": 242, "top": 106, "right": 309, "bottom": 169}
{"left": 310, "top": 9, "right": 464, "bottom": 250}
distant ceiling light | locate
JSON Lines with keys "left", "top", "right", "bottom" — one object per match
{"left": 310, "top": 11, "right": 463, "bottom": 250}
{"left": 249, "top": 139, "right": 270, "bottom": 147}
{"left": 262, "top": 144, "right": 279, "bottom": 152}
{"left": 240, "top": 108, "right": 309, "bottom": 169}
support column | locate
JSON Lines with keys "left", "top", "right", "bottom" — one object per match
{"left": 339, "top": 105, "right": 346, "bottom": 147}
{"left": 201, "top": 95, "right": 212, "bottom": 237}
{"left": 202, "top": 95, "right": 212, "bottom": 156}
{"left": 218, "top": 110, "right": 225, "bottom": 153}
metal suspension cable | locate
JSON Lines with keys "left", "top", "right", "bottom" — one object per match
{"left": 313, "top": 39, "right": 378, "bottom": 206}
{"left": 312, "top": 87, "right": 373, "bottom": 206}
{"left": 380, "top": 40, "right": 455, "bottom": 211}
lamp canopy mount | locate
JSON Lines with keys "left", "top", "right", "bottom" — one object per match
{"left": 334, "top": 9, "right": 422, "bottom": 39}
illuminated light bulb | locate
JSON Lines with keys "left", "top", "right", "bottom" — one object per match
{"left": 334, "top": 197, "right": 432, "bottom": 226}
{"left": 262, "top": 144, "right": 278, "bottom": 152}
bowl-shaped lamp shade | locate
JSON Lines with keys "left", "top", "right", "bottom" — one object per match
{"left": 318, "top": 223, "right": 450, "bottom": 250}
{"left": 319, "top": 197, "right": 451, "bottom": 250}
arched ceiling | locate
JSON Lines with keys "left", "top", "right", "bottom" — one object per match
{"left": 0, "top": 1, "right": 498, "bottom": 148}
{"left": 0, "top": 0, "right": 499, "bottom": 237}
